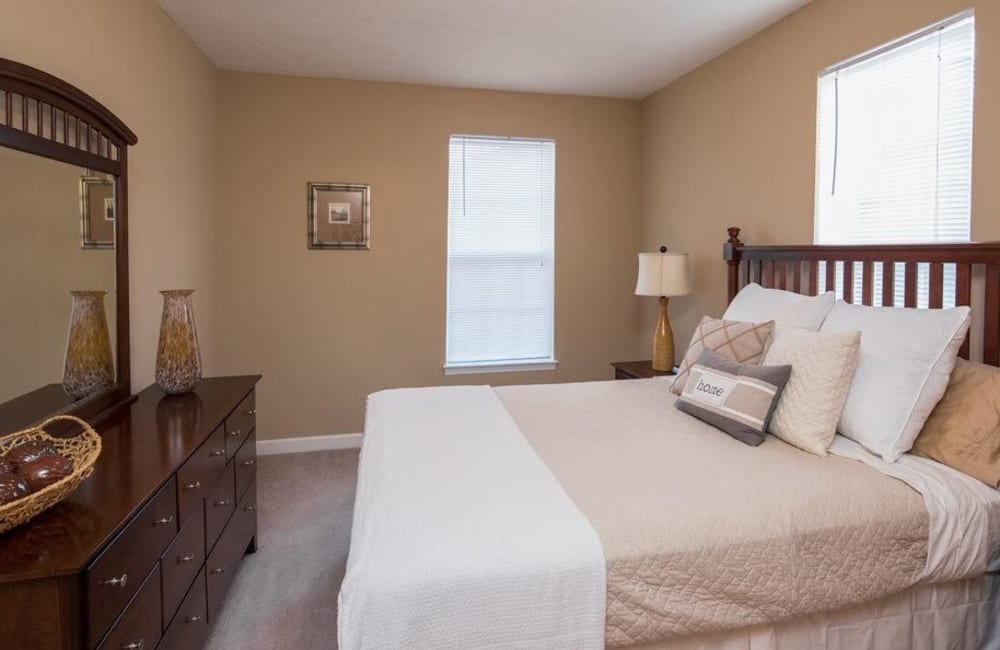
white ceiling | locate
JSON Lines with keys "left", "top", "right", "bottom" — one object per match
{"left": 158, "top": 0, "right": 810, "bottom": 99}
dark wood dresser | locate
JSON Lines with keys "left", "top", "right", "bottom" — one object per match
{"left": 0, "top": 376, "right": 261, "bottom": 650}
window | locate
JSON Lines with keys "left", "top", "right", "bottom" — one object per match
{"left": 814, "top": 12, "right": 974, "bottom": 306}
{"left": 445, "top": 135, "right": 556, "bottom": 374}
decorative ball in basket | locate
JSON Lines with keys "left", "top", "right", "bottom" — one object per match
{"left": 0, "top": 416, "right": 102, "bottom": 534}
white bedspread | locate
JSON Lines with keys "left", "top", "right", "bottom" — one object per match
{"left": 337, "top": 386, "right": 606, "bottom": 650}
{"left": 829, "top": 435, "right": 1000, "bottom": 581}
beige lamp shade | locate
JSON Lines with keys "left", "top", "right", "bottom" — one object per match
{"left": 635, "top": 252, "right": 691, "bottom": 297}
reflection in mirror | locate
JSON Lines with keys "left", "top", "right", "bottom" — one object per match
{"left": 0, "top": 147, "right": 117, "bottom": 406}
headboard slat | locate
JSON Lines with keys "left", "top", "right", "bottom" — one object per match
{"left": 956, "top": 263, "right": 971, "bottom": 360}
{"left": 862, "top": 261, "right": 873, "bottom": 306}
{"left": 762, "top": 260, "right": 774, "bottom": 289}
{"left": 929, "top": 263, "right": 944, "bottom": 309}
{"left": 904, "top": 263, "right": 918, "bottom": 308}
{"left": 882, "top": 262, "right": 895, "bottom": 307}
{"left": 842, "top": 261, "right": 855, "bottom": 304}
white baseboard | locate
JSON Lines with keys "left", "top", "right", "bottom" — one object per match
{"left": 256, "top": 433, "right": 362, "bottom": 456}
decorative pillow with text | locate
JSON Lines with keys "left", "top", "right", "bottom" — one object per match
{"left": 676, "top": 349, "right": 792, "bottom": 446}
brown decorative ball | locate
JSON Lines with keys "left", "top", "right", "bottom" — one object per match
{"left": 0, "top": 459, "right": 13, "bottom": 475}
{"left": 0, "top": 473, "right": 30, "bottom": 505}
{"left": 3, "top": 440, "right": 58, "bottom": 470}
{"left": 17, "top": 455, "right": 74, "bottom": 492}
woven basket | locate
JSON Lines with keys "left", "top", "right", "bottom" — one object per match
{"left": 0, "top": 415, "right": 102, "bottom": 534}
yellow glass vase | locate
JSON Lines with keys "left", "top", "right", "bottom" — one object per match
{"left": 62, "top": 290, "right": 114, "bottom": 400}
{"left": 155, "top": 290, "right": 202, "bottom": 394}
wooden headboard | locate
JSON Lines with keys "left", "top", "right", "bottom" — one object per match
{"left": 723, "top": 227, "right": 1000, "bottom": 366}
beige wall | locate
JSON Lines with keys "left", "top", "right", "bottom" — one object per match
{"left": 0, "top": 0, "right": 219, "bottom": 389}
{"left": 215, "top": 73, "right": 642, "bottom": 438}
{"left": 0, "top": 149, "right": 116, "bottom": 401}
{"left": 640, "top": 0, "right": 1000, "bottom": 358}
{"left": 18, "top": 0, "right": 979, "bottom": 439}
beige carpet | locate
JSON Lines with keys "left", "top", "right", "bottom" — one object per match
{"left": 206, "top": 449, "right": 359, "bottom": 650}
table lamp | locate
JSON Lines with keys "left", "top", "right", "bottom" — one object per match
{"left": 635, "top": 246, "right": 691, "bottom": 372}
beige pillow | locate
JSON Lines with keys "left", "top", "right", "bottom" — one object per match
{"left": 671, "top": 317, "right": 775, "bottom": 395}
{"left": 912, "top": 359, "right": 1000, "bottom": 486}
{"left": 764, "top": 328, "right": 861, "bottom": 456}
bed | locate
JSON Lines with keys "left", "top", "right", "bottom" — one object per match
{"left": 338, "top": 228, "right": 1000, "bottom": 650}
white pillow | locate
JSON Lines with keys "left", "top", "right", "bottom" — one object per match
{"left": 820, "top": 301, "right": 971, "bottom": 462}
{"left": 764, "top": 328, "right": 861, "bottom": 456}
{"left": 724, "top": 283, "right": 836, "bottom": 332}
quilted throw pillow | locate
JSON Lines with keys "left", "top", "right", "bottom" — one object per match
{"left": 764, "top": 328, "right": 861, "bottom": 456}
{"left": 676, "top": 349, "right": 792, "bottom": 446}
{"left": 671, "top": 316, "right": 775, "bottom": 395}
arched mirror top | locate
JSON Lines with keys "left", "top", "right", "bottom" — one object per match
{"left": 0, "top": 58, "right": 136, "bottom": 175}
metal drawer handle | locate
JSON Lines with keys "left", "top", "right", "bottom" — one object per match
{"left": 241, "top": 459, "right": 255, "bottom": 467}
{"left": 100, "top": 573, "right": 128, "bottom": 588}
{"left": 245, "top": 505, "right": 256, "bottom": 512}
{"left": 213, "top": 499, "right": 230, "bottom": 507}
{"left": 153, "top": 516, "right": 174, "bottom": 526}
{"left": 209, "top": 449, "right": 225, "bottom": 457}
{"left": 210, "top": 566, "right": 225, "bottom": 575}
{"left": 184, "top": 615, "right": 202, "bottom": 623}
{"left": 247, "top": 409, "right": 256, "bottom": 417}
{"left": 228, "top": 429, "right": 242, "bottom": 437}
{"left": 182, "top": 481, "right": 201, "bottom": 491}
{"left": 121, "top": 641, "right": 144, "bottom": 650}
{"left": 178, "top": 554, "right": 197, "bottom": 563}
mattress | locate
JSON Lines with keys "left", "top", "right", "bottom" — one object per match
{"left": 340, "top": 378, "right": 1000, "bottom": 650}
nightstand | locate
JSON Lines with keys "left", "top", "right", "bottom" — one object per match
{"left": 611, "top": 360, "right": 676, "bottom": 380}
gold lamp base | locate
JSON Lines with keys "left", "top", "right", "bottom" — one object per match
{"left": 652, "top": 296, "right": 674, "bottom": 372}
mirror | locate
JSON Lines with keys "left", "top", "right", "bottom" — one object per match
{"left": 0, "top": 146, "right": 118, "bottom": 407}
{"left": 0, "top": 56, "right": 137, "bottom": 432}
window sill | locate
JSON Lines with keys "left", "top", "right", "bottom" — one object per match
{"left": 443, "top": 360, "right": 559, "bottom": 376}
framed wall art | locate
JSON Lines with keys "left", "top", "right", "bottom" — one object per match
{"left": 308, "top": 182, "right": 371, "bottom": 250}
{"left": 80, "top": 174, "right": 115, "bottom": 249}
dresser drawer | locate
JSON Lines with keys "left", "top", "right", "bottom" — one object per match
{"left": 224, "top": 391, "right": 255, "bottom": 461}
{"left": 205, "top": 460, "right": 236, "bottom": 551}
{"left": 237, "top": 479, "right": 258, "bottom": 548}
{"left": 97, "top": 565, "right": 162, "bottom": 650}
{"left": 87, "top": 478, "right": 178, "bottom": 648}
{"left": 159, "top": 568, "right": 208, "bottom": 650}
{"left": 176, "top": 425, "right": 227, "bottom": 523}
{"left": 160, "top": 508, "right": 205, "bottom": 627}
{"left": 234, "top": 430, "right": 256, "bottom": 500}
{"left": 207, "top": 479, "right": 256, "bottom": 622}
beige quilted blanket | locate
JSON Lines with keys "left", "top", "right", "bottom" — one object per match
{"left": 496, "top": 379, "right": 928, "bottom": 647}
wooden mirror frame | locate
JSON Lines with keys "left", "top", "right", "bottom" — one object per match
{"left": 0, "top": 58, "right": 137, "bottom": 431}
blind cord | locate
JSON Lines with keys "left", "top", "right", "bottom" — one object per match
{"left": 933, "top": 28, "right": 943, "bottom": 239}
{"left": 831, "top": 71, "right": 839, "bottom": 196}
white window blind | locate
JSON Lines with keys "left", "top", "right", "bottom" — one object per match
{"left": 815, "top": 12, "right": 974, "bottom": 307}
{"left": 446, "top": 135, "right": 555, "bottom": 372}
